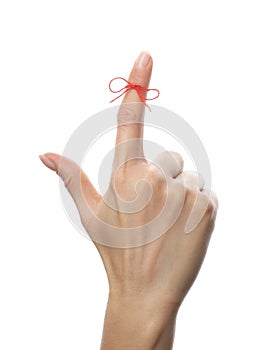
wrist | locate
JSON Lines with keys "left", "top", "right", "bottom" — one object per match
{"left": 100, "top": 293, "right": 178, "bottom": 350}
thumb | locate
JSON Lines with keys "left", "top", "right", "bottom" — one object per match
{"left": 39, "top": 153, "right": 101, "bottom": 223}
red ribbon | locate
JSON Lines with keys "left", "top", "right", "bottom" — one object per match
{"left": 109, "top": 77, "right": 160, "bottom": 111}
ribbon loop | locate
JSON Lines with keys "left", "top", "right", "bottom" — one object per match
{"left": 109, "top": 77, "right": 160, "bottom": 111}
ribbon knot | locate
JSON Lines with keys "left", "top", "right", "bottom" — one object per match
{"left": 109, "top": 77, "right": 160, "bottom": 111}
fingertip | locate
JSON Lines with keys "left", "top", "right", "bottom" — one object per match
{"left": 39, "top": 153, "right": 58, "bottom": 172}
{"left": 134, "top": 51, "right": 153, "bottom": 69}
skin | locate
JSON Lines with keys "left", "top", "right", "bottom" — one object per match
{"left": 40, "top": 51, "right": 218, "bottom": 350}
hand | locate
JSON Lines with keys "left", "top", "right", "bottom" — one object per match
{"left": 40, "top": 51, "right": 218, "bottom": 350}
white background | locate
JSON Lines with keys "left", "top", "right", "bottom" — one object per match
{"left": 0, "top": 0, "right": 271, "bottom": 349}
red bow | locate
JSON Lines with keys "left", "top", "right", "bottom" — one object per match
{"left": 109, "top": 77, "right": 160, "bottom": 111}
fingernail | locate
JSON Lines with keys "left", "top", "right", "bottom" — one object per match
{"left": 135, "top": 51, "right": 151, "bottom": 68}
{"left": 39, "top": 154, "right": 57, "bottom": 171}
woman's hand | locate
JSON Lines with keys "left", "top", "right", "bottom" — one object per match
{"left": 40, "top": 51, "right": 218, "bottom": 350}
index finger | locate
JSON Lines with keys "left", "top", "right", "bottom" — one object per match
{"left": 114, "top": 51, "right": 153, "bottom": 163}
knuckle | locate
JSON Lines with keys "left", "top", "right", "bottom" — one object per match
{"left": 202, "top": 190, "right": 218, "bottom": 215}
{"left": 184, "top": 170, "right": 199, "bottom": 182}
{"left": 118, "top": 106, "right": 141, "bottom": 124}
{"left": 63, "top": 175, "right": 73, "bottom": 190}
{"left": 185, "top": 186, "right": 197, "bottom": 200}
{"left": 146, "top": 164, "right": 166, "bottom": 185}
{"left": 196, "top": 192, "right": 215, "bottom": 216}
{"left": 169, "top": 151, "right": 184, "bottom": 163}
{"left": 206, "top": 200, "right": 214, "bottom": 215}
